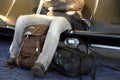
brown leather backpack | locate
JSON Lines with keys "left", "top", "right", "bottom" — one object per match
{"left": 15, "top": 25, "right": 48, "bottom": 69}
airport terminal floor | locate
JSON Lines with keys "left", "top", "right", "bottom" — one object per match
{"left": 0, "top": 0, "right": 120, "bottom": 79}
{"left": 0, "top": 36, "right": 120, "bottom": 80}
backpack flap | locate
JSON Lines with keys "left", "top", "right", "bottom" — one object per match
{"left": 15, "top": 25, "right": 48, "bottom": 69}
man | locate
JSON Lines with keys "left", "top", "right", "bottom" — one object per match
{"left": 4, "top": 0, "right": 85, "bottom": 77}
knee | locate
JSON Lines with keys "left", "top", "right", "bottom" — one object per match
{"left": 51, "top": 16, "right": 71, "bottom": 28}
{"left": 49, "top": 17, "right": 71, "bottom": 33}
{"left": 16, "top": 15, "right": 29, "bottom": 24}
{"left": 15, "top": 15, "right": 31, "bottom": 30}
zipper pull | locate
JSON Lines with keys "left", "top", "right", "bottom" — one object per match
{"left": 35, "top": 36, "right": 40, "bottom": 54}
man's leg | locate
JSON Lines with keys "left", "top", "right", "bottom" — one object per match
{"left": 9, "top": 14, "right": 53, "bottom": 58}
{"left": 4, "top": 14, "right": 54, "bottom": 67}
{"left": 32, "top": 17, "right": 72, "bottom": 77}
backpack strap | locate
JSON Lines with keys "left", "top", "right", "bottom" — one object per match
{"left": 31, "top": 26, "right": 42, "bottom": 34}
{"left": 77, "top": 44, "right": 96, "bottom": 80}
{"left": 91, "top": 59, "right": 96, "bottom": 80}
{"left": 87, "top": 45, "right": 96, "bottom": 80}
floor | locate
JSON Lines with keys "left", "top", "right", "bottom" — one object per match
{"left": 0, "top": 36, "right": 120, "bottom": 80}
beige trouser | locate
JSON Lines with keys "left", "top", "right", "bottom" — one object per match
{"left": 9, "top": 14, "right": 72, "bottom": 70}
